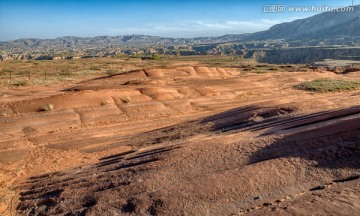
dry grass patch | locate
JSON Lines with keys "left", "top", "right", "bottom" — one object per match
{"left": 39, "top": 103, "right": 54, "bottom": 112}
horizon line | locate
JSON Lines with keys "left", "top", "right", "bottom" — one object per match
{"left": 0, "top": 33, "right": 256, "bottom": 43}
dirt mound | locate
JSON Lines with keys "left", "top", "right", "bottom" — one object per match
{"left": 7, "top": 90, "right": 117, "bottom": 114}
{"left": 193, "top": 66, "right": 236, "bottom": 77}
{"left": 75, "top": 104, "right": 126, "bottom": 125}
{"left": 0, "top": 110, "right": 81, "bottom": 136}
{"left": 194, "top": 87, "right": 219, "bottom": 96}
{"left": 195, "top": 66, "right": 212, "bottom": 76}
{"left": 143, "top": 67, "right": 233, "bottom": 78}
{"left": 144, "top": 69, "right": 165, "bottom": 78}
{"left": 176, "top": 66, "right": 197, "bottom": 76}
{"left": 176, "top": 87, "right": 202, "bottom": 98}
{"left": 148, "top": 68, "right": 190, "bottom": 78}
{"left": 137, "top": 87, "right": 182, "bottom": 101}
{"left": 119, "top": 101, "right": 169, "bottom": 117}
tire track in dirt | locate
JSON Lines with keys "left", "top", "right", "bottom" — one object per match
{"left": 239, "top": 175, "right": 360, "bottom": 215}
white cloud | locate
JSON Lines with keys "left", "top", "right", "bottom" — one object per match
{"left": 104, "top": 17, "right": 303, "bottom": 37}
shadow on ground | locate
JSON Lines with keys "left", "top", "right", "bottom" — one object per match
{"left": 15, "top": 105, "right": 360, "bottom": 215}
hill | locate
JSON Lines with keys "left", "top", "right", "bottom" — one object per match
{"left": 247, "top": 5, "right": 360, "bottom": 41}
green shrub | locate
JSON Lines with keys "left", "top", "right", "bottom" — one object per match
{"left": 151, "top": 54, "right": 161, "bottom": 60}
{"left": 90, "top": 66, "right": 101, "bottom": 71}
{"left": 106, "top": 69, "right": 117, "bottom": 75}
{"left": 295, "top": 79, "right": 360, "bottom": 92}
{"left": 0, "top": 69, "right": 14, "bottom": 75}
{"left": 59, "top": 69, "right": 72, "bottom": 76}
{"left": 12, "top": 80, "right": 29, "bottom": 86}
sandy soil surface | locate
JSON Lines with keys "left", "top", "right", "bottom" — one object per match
{"left": 0, "top": 63, "right": 359, "bottom": 215}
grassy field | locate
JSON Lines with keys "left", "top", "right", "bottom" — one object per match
{"left": 295, "top": 79, "right": 360, "bottom": 92}
{"left": 0, "top": 58, "right": 137, "bottom": 87}
{"left": 0, "top": 55, "right": 309, "bottom": 87}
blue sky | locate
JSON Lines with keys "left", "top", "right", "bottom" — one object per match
{"left": 0, "top": 0, "right": 356, "bottom": 41}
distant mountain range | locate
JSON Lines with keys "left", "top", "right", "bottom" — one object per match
{"left": 248, "top": 5, "right": 360, "bottom": 41}
{"left": 0, "top": 34, "right": 247, "bottom": 51}
{"left": 0, "top": 5, "right": 359, "bottom": 52}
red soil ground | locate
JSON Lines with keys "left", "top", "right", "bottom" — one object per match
{"left": 0, "top": 64, "right": 359, "bottom": 215}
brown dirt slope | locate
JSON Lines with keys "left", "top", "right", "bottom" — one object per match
{"left": 0, "top": 65, "right": 359, "bottom": 215}
{"left": 14, "top": 106, "right": 360, "bottom": 215}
